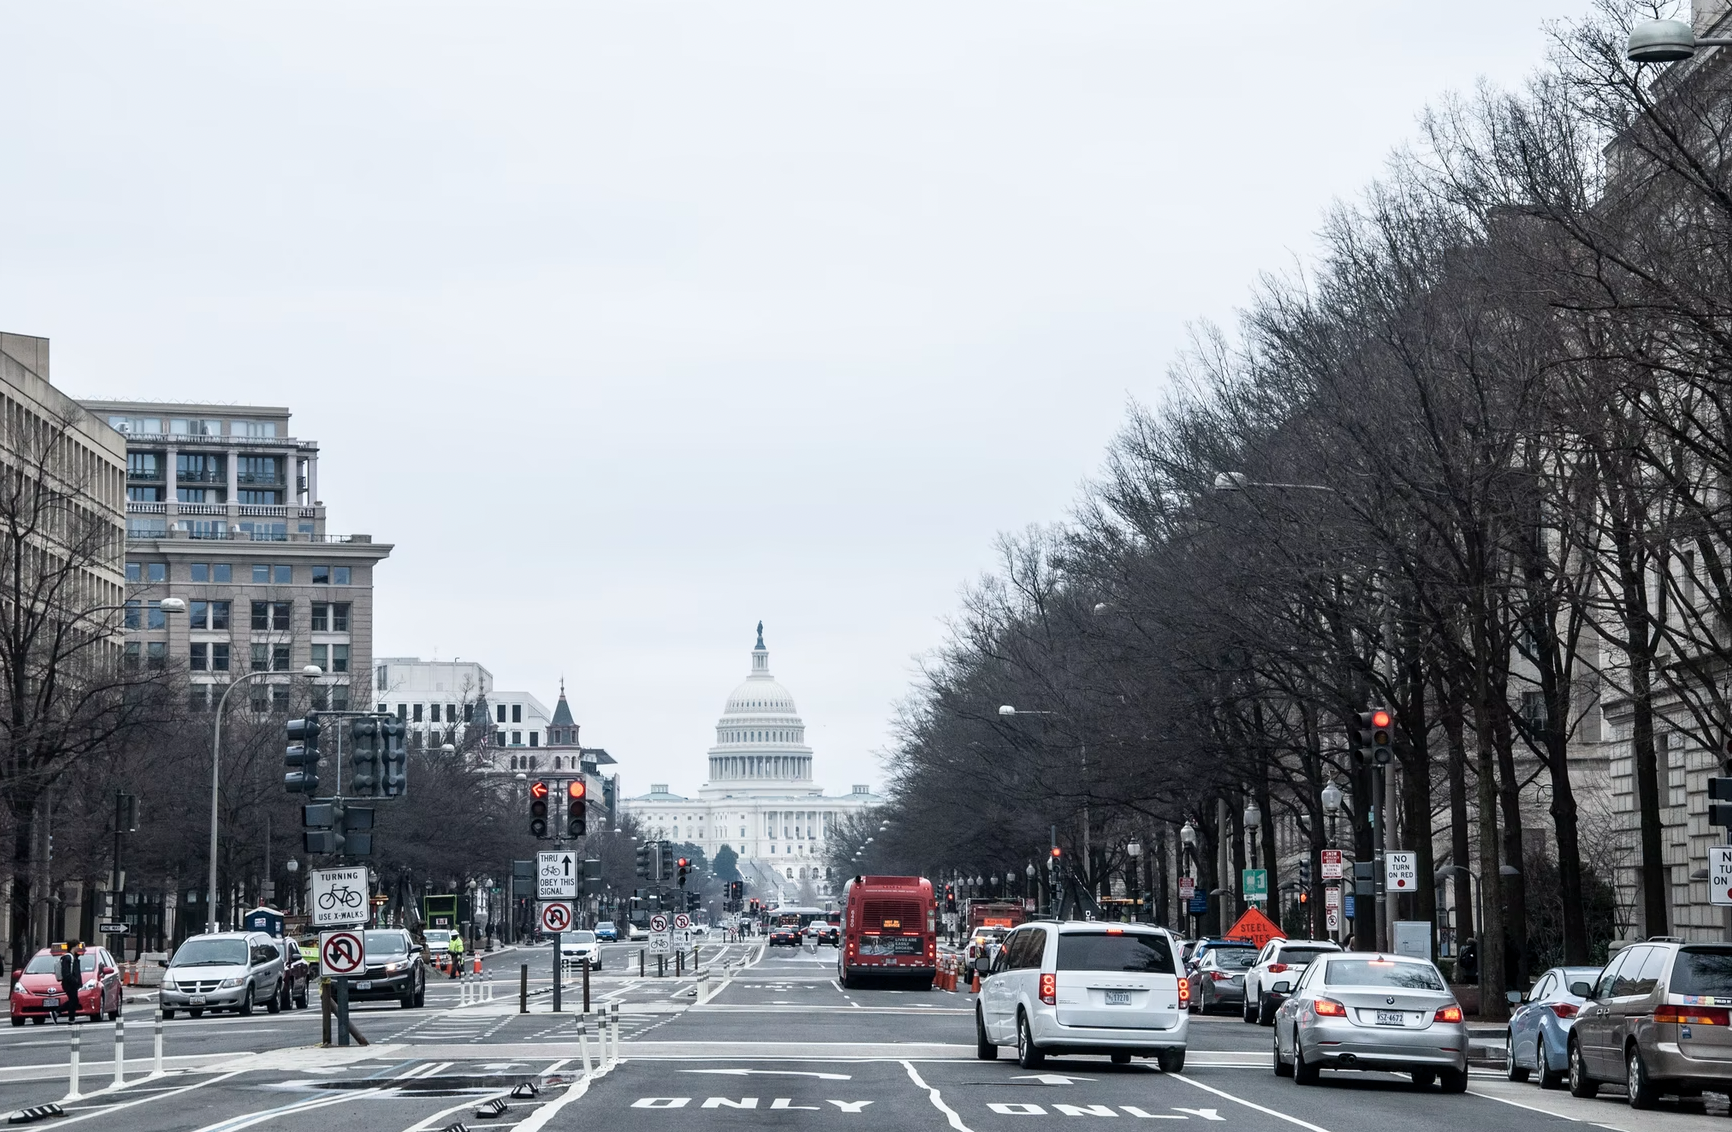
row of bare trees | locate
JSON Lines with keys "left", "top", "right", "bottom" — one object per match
{"left": 861, "top": 2, "right": 1732, "bottom": 1020}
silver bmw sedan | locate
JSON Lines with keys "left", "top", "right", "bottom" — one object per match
{"left": 1271, "top": 952, "right": 1469, "bottom": 1091}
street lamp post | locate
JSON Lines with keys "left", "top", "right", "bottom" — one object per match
{"left": 999, "top": 704, "right": 1090, "bottom": 892}
{"left": 1126, "top": 837, "right": 1142, "bottom": 923}
{"left": 1627, "top": 19, "right": 1732, "bottom": 61}
{"left": 209, "top": 665, "right": 324, "bottom": 934}
{"left": 1180, "top": 820, "right": 1198, "bottom": 937}
{"left": 1243, "top": 800, "right": 1261, "bottom": 871}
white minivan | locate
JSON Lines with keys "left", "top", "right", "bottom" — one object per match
{"left": 976, "top": 921, "right": 1189, "bottom": 1071}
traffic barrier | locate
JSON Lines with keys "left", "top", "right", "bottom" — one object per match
{"left": 970, "top": 971, "right": 981, "bottom": 994}
{"left": 113, "top": 1017, "right": 125, "bottom": 1087}
{"left": 472, "top": 956, "right": 482, "bottom": 976}
{"left": 577, "top": 1017, "right": 592, "bottom": 1075}
{"left": 64, "top": 1026, "right": 81, "bottom": 1100}
{"left": 153, "top": 1010, "right": 164, "bottom": 1076}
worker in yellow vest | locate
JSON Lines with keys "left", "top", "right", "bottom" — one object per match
{"left": 447, "top": 933, "right": 465, "bottom": 978}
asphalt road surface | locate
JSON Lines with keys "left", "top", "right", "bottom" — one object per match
{"left": 2, "top": 939, "right": 1726, "bottom": 1131}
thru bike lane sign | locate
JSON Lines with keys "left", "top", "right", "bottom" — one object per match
{"left": 311, "top": 866, "right": 370, "bottom": 928}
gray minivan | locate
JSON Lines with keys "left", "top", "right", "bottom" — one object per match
{"left": 159, "top": 932, "right": 286, "bottom": 1018}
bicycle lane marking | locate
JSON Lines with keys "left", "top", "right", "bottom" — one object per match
{"left": 1169, "top": 1073, "right": 1334, "bottom": 1132}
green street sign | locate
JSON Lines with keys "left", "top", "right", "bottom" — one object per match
{"left": 1242, "top": 868, "right": 1269, "bottom": 903}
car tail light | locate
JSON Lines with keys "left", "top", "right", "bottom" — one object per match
{"left": 1547, "top": 1002, "right": 1579, "bottom": 1021}
{"left": 1313, "top": 997, "right": 1347, "bottom": 1017}
{"left": 1039, "top": 973, "right": 1056, "bottom": 1005}
{"left": 1434, "top": 1005, "right": 1463, "bottom": 1023}
{"left": 1211, "top": 971, "right": 1231, "bottom": 982}
{"left": 1178, "top": 977, "right": 1191, "bottom": 1006}
{"left": 1656, "top": 1005, "right": 1730, "bottom": 1026}
{"left": 1267, "top": 963, "right": 1288, "bottom": 973}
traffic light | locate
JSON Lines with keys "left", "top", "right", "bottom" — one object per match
{"left": 566, "top": 780, "right": 587, "bottom": 838}
{"left": 944, "top": 884, "right": 956, "bottom": 912}
{"left": 686, "top": 891, "right": 699, "bottom": 912}
{"left": 1711, "top": 777, "right": 1732, "bottom": 828}
{"left": 636, "top": 844, "right": 652, "bottom": 879}
{"left": 660, "top": 843, "right": 674, "bottom": 883}
{"left": 1298, "top": 858, "right": 1312, "bottom": 887}
{"left": 380, "top": 716, "right": 408, "bottom": 796}
{"left": 677, "top": 857, "right": 690, "bottom": 887}
{"left": 284, "top": 718, "right": 321, "bottom": 794}
{"left": 303, "top": 800, "right": 344, "bottom": 854}
{"left": 349, "top": 717, "right": 380, "bottom": 796}
{"left": 529, "top": 781, "right": 550, "bottom": 839}
{"left": 1357, "top": 708, "right": 1394, "bottom": 765}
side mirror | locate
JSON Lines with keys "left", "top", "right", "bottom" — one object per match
{"left": 1570, "top": 981, "right": 1593, "bottom": 998}
{"left": 1507, "top": 990, "right": 1524, "bottom": 1005}
{"left": 974, "top": 957, "right": 992, "bottom": 973}
{"left": 1270, "top": 980, "right": 1292, "bottom": 995}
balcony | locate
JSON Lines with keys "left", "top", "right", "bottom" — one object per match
{"left": 176, "top": 469, "right": 225, "bottom": 485}
{"left": 237, "top": 474, "right": 285, "bottom": 487}
{"left": 127, "top": 469, "right": 164, "bottom": 483}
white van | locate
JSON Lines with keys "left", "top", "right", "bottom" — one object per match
{"left": 976, "top": 922, "right": 1189, "bottom": 1071}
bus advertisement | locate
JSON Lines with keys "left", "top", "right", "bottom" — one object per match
{"left": 837, "top": 875, "right": 936, "bottom": 989}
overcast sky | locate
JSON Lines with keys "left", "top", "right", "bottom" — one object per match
{"left": 1, "top": 1, "right": 1589, "bottom": 797}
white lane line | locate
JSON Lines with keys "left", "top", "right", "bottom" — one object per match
{"left": 46, "top": 1069, "right": 249, "bottom": 1128}
{"left": 187, "top": 1086, "right": 386, "bottom": 1132}
{"left": 511, "top": 1060, "right": 610, "bottom": 1132}
{"left": 1468, "top": 1088, "right": 1591, "bottom": 1123}
{"left": 903, "top": 1059, "right": 975, "bottom": 1132}
{"left": 1169, "top": 1073, "right": 1334, "bottom": 1132}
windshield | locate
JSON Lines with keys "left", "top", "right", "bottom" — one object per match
{"left": 1211, "top": 949, "right": 1258, "bottom": 970}
{"left": 424, "top": 930, "right": 450, "bottom": 944}
{"left": 364, "top": 931, "right": 410, "bottom": 955}
{"left": 1057, "top": 933, "right": 1176, "bottom": 974}
{"left": 24, "top": 953, "right": 97, "bottom": 975}
{"left": 568, "top": 931, "right": 596, "bottom": 944}
{"left": 1671, "top": 948, "right": 1732, "bottom": 997}
{"left": 597, "top": 922, "right": 615, "bottom": 930}
{"left": 1277, "top": 947, "right": 1338, "bottom": 965}
{"left": 1324, "top": 959, "right": 1446, "bottom": 990}
{"left": 171, "top": 939, "right": 247, "bottom": 968}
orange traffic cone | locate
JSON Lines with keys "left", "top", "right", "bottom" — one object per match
{"left": 472, "top": 956, "right": 482, "bottom": 975}
{"left": 970, "top": 971, "right": 981, "bottom": 993}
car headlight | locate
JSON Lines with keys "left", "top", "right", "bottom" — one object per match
{"left": 218, "top": 977, "right": 245, "bottom": 989}
{"left": 81, "top": 979, "right": 98, "bottom": 991}
{"left": 382, "top": 960, "right": 409, "bottom": 974}
{"left": 160, "top": 977, "right": 176, "bottom": 990}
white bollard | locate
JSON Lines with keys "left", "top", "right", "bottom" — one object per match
{"left": 67, "top": 1026, "right": 81, "bottom": 1099}
{"left": 460, "top": 974, "right": 469, "bottom": 1006}
{"left": 577, "top": 1017, "right": 592, "bottom": 1074}
{"left": 611, "top": 1002, "right": 621, "bottom": 1064}
{"left": 113, "top": 1017, "right": 125, "bottom": 1087}
{"left": 153, "top": 1011, "right": 163, "bottom": 1076}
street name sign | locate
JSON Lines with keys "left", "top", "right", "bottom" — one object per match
{"left": 539, "top": 901, "right": 574, "bottom": 933}
{"left": 1712, "top": 846, "right": 1732, "bottom": 906}
{"left": 98, "top": 921, "right": 128, "bottom": 936}
{"left": 1385, "top": 851, "right": 1417, "bottom": 892}
{"left": 319, "top": 929, "right": 366, "bottom": 976}
{"left": 538, "top": 851, "right": 578, "bottom": 900}
{"left": 310, "top": 867, "right": 369, "bottom": 928}
{"left": 1320, "top": 849, "right": 1344, "bottom": 880}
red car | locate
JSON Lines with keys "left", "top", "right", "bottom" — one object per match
{"left": 9, "top": 945, "right": 123, "bottom": 1026}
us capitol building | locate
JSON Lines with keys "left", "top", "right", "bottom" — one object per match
{"left": 621, "top": 626, "right": 881, "bottom": 902}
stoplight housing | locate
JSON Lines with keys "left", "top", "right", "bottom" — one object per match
{"left": 380, "top": 716, "right": 408, "bottom": 796}
{"left": 1370, "top": 708, "right": 1394, "bottom": 765}
{"left": 529, "top": 780, "right": 550, "bottom": 839}
{"left": 349, "top": 716, "right": 380, "bottom": 796}
{"left": 284, "top": 718, "right": 321, "bottom": 795}
{"left": 659, "top": 843, "right": 674, "bottom": 883}
{"left": 1710, "top": 777, "right": 1732, "bottom": 828}
{"left": 677, "top": 857, "right": 690, "bottom": 887}
{"left": 636, "top": 844, "right": 652, "bottom": 879}
{"left": 566, "top": 779, "right": 587, "bottom": 838}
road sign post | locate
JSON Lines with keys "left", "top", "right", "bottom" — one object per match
{"left": 1384, "top": 851, "right": 1417, "bottom": 895}
{"left": 541, "top": 900, "right": 575, "bottom": 1014}
{"left": 1321, "top": 849, "right": 1344, "bottom": 881}
{"left": 310, "top": 867, "right": 369, "bottom": 928}
{"left": 318, "top": 930, "right": 365, "bottom": 1047}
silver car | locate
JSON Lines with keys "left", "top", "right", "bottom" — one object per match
{"left": 1271, "top": 952, "right": 1468, "bottom": 1091}
{"left": 159, "top": 932, "right": 286, "bottom": 1019}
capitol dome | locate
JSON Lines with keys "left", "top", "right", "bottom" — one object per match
{"left": 705, "top": 624, "right": 815, "bottom": 792}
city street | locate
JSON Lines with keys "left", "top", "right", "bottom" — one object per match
{"left": 3, "top": 942, "right": 1726, "bottom": 1131}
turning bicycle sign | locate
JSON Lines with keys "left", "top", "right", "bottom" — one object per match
{"left": 319, "top": 929, "right": 366, "bottom": 976}
{"left": 310, "top": 867, "right": 370, "bottom": 928}
{"left": 540, "top": 901, "right": 574, "bottom": 934}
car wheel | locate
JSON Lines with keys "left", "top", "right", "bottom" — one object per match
{"left": 400, "top": 992, "right": 416, "bottom": 1009}
{"left": 1626, "top": 1045, "right": 1658, "bottom": 1109}
{"left": 1156, "top": 1049, "right": 1185, "bottom": 1074}
{"left": 975, "top": 1006, "right": 998, "bottom": 1060}
{"left": 108, "top": 1003, "right": 121, "bottom": 1022}
{"left": 1505, "top": 1031, "right": 1530, "bottom": 1081}
{"left": 1273, "top": 1029, "right": 1292, "bottom": 1077}
{"left": 239, "top": 985, "right": 253, "bottom": 1017}
{"left": 29, "top": 1016, "right": 45, "bottom": 1025}
{"left": 1567, "top": 1037, "right": 1597, "bottom": 1098}
{"left": 1293, "top": 1039, "right": 1319, "bottom": 1086}
{"left": 413, "top": 983, "right": 425, "bottom": 1009}
{"left": 189, "top": 1008, "right": 203, "bottom": 1019}
{"left": 1111, "top": 1052, "right": 1132, "bottom": 1065}
{"left": 1411, "top": 1069, "right": 1435, "bottom": 1088}
{"left": 1439, "top": 1068, "right": 1468, "bottom": 1093}
{"left": 1257, "top": 996, "right": 1275, "bottom": 1026}
{"left": 9, "top": 1017, "right": 22, "bottom": 1028}
{"left": 1537, "top": 1037, "right": 1565, "bottom": 1090}
{"left": 294, "top": 990, "right": 308, "bottom": 1010}
{"left": 265, "top": 984, "right": 281, "bottom": 1015}
{"left": 1016, "top": 1011, "right": 1044, "bottom": 1069}
{"left": 1243, "top": 996, "right": 1257, "bottom": 1023}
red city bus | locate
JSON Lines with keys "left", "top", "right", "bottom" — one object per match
{"left": 837, "top": 875, "right": 937, "bottom": 989}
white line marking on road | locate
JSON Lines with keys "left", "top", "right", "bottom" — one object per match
{"left": 1468, "top": 1087, "right": 1589, "bottom": 1122}
{"left": 903, "top": 1059, "right": 975, "bottom": 1132}
{"left": 45, "top": 1069, "right": 249, "bottom": 1128}
{"left": 684, "top": 1068, "right": 853, "bottom": 1079}
{"left": 1169, "top": 1074, "right": 1334, "bottom": 1132}
{"left": 188, "top": 1086, "right": 386, "bottom": 1132}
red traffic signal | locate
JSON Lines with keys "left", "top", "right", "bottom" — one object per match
{"left": 1050, "top": 846, "right": 1062, "bottom": 858}
{"left": 1371, "top": 709, "right": 1392, "bottom": 730}
{"left": 529, "top": 781, "right": 550, "bottom": 801}
{"left": 567, "top": 780, "right": 586, "bottom": 799}
{"left": 677, "top": 858, "right": 690, "bottom": 868}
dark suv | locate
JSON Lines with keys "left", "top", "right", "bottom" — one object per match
{"left": 346, "top": 929, "right": 426, "bottom": 1009}
{"left": 1568, "top": 937, "right": 1732, "bottom": 1107}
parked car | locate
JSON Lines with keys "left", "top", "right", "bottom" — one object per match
{"left": 1191, "top": 943, "right": 1259, "bottom": 1014}
{"left": 9, "top": 945, "right": 123, "bottom": 1026}
{"left": 1244, "top": 939, "right": 1343, "bottom": 1025}
{"left": 1567, "top": 938, "right": 1732, "bottom": 1107}
{"left": 595, "top": 921, "right": 620, "bottom": 942}
{"left": 160, "top": 932, "right": 287, "bottom": 1019}
{"left": 560, "top": 931, "right": 601, "bottom": 966}
{"left": 1272, "top": 952, "right": 1468, "bottom": 1091}
{"left": 1505, "top": 965, "right": 1601, "bottom": 1088}
{"left": 346, "top": 929, "right": 426, "bottom": 1009}
{"left": 276, "top": 939, "right": 311, "bottom": 1010}
{"left": 976, "top": 921, "right": 1189, "bottom": 1071}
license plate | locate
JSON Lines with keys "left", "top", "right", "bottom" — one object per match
{"left": 1375, "top": 1011, "right": 1405, "bottom": 1026}
{"left": 41, "top": 997, "right": 58, "bottom": 1008}
{"left": 356, "top": 982, "right": 372, "bottom": 991}
{"left": 1105, "top": 990, "right": 1132, "bottom": 1005}
{"left": 188, "top": 996, "right": 205, "bottom": 1005}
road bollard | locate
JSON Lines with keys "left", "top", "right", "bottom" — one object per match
{"left": 611, "top": 1002, "right": 621, "bottom": 1064}
{"left": 676, "top": 951, "right": 683, "bottom": 977}
{"left": 486, "top": 976, "right": 494, "bottom": 1002}
{"left": 582, "top": 958, "right": 591, "bottom": 1014}
{"left": 519, "top": 963, "right": 529, "bottom": 1014}
{"left": 113, "top": 1017, "right": 125, "bottom": 1087}
{"left": 639, "top": 949, "right": 645, "bottom": 978}
{"left": 67, "top": 1027, "right": 81, "bottom": 1099}
{"left": 153, "top": 1010, "right": 163, "bottom": 1077}
{"left": 577, "top": 1017, "right": 592, "bottom": 1075}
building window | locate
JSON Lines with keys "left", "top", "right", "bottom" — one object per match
{"left": 146, "top": 563, "right": 166, "bottom": 583}
{"left": 311, "top": 644, "right": 327, "bottom": 672}
{"left": 412, "top": 703, "right": 424, "bottom": 722}
{"left": 128, "top": 484, "right": 163, "bottom": 501}
{"left": 464, "top": 703, "right": 475, "bottom": 723}
{"left": 311, "top": 604, "right": 327, "bottom": 631}
{"left": 428, "top": 703, "right": 441, "bottom": 724}
{"left": 237, "top": 454, "right": 282, "bottom": 483}
{"left": 251, "top": 564, "right": 292, "bottom": 584}
{"left": 123, "top": 601, "right": 140, "bottom": 629}
{"left": 273, "top": 644, "right": 290, "bottom": 671}
{"left": 496, "top": 730, "right": 506, "bottom": 746}
{"left": 147, "top": 600, "right": 167, "bottom": 630}
{"left": 190, "top": 563, "right": 230, "bottom": 583}
{"left": 125, "top": 562, "right": 141, "bottom": 582}
{"left": 146, "top": 642, "right": 166, "bottom": 670}
{"left": 272, "top": 683, "right": 290, "bottom": 712}
{"left": 210, "top": 643, "right": 230, "bottom": 671}
{"left": 124, "top": 642, "right": 139, "bottom": 669}
{"left": 251, "top": 686, "right": 269, "bottom": 713}
{"left": 313, "top": 566, "right": 330, "bottom": 584}
{"left": 170, "top": 418, "right": 222, "bottom": 438}
{"left": 191, "top": 644, "right": 207, "bottom": 671}
{"left": 511, "top": 731, "right": 522, "bottom": 745}
{"left": 125, "top": 451, "right": 161, "bottom": 477}
{"left": 233, "top": 420, "right": 278, "bottom": 439}
{"left": 497, "top": 705, "right": 507, "bottom": 723}
{"left": 512, "top": 704, "right": 522, "bottom": 723}
{"left": 189, "top": 684, "right": 209, "bottom": 713}
{"left": 447, "top": 703, "right": 456, "bottom": 723}
{"left": 250, "top": 601, "right": 290, "bottom": 630}
{"left": 176, "top": 487, "right": 211, "bottom": 503}
{"left": 333, "top": 686, "right": 349, "bottom": 711}
{"left": 333, "top": 566, "right": 350, "bottom": 584}
{"left": 251, "top": 644, "right": 268, "bottom": 671}
{"left": 330, "top": 644, "right": 347, "bottom": 673}
{"left": 529, "top": 732, "right": 539, "bottom": 747}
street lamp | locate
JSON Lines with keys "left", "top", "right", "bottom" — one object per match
{"left": 1126, "top": 837, "right": 1142, "bottom": 923}
{"left": 1627, "top": 19, "right": 1732, "bottom": 62}
{"left": 207, "top": 663, "right": 324, "bottom": 933}
{"left": 285, "top": 858, "right": 299, "bottom": 916}
{"left": 1243, "top": 800, "right": 1262, "bottom": 870}
{"left": 998, "top": 703, "right": 1089, "bottom": 879}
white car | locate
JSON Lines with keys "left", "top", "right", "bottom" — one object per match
{"left": 976, "top": 921, "right": 1189, "bottom": 1071}
{"left": 1243, "top": 939, "right": 1342, "bottom": 1025}
{"left": 559, "top": 930, "right": 600, "bottom": 965}
{"left": 627, "top": 923, "right": 649, "bottom": 942}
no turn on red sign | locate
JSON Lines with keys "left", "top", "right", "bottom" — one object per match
{"left": 1385, "top": 851, "right": 1417, "bottom": 892}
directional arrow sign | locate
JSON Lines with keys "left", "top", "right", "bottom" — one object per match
{"left": 538, "top": 851, "right": 578, "bottom": 900}
{"left": 1010, "top": 1074, "right": 1095, "bottom": 1085}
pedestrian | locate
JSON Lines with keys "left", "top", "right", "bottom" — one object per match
{"left": 57, "top": 945, "right": 81, "bottom": 1024}
{"left": 1458, "top": 938, "right": 1479, "bottom": 984}
{"left": 447, "top": 932, "right": 465, "bottom": 979}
